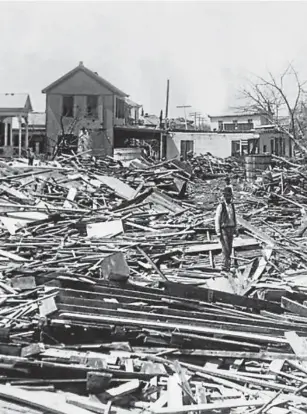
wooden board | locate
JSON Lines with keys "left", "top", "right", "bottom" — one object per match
{"left": 237, "top": 216, "right": 275, "bottom": 246}
{"left": 95, "top": 175, "right": 137, "bottom": 200}
{"left": 185, "top": 238, "right": 259, "bottom": 254}
{"left": 281, "top": 297, "right": 307, "bottom": 318}
{"left": 87, "top": 220, "right": 123, "bottom": 239}
{"left": 0, "top": 384, "right": 93, "bottom": 414}
{"left": 150, "top": 397, "right": 269, "bottom": 414}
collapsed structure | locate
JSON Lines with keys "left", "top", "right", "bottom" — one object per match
{"left": 0, "top": 152, "right": 304, "bottom": 412}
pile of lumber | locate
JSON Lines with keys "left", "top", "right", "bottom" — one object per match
{"left": 0, "top": 154, "right": 307, "bottom": 412}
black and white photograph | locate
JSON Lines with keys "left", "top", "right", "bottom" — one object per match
{"left": 0, "top": 1, "right": 306, "bottom": 413}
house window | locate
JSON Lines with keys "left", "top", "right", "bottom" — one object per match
{"left": 270, "top": 139, "right": 274, "bottom": 154}
{"left": 116, "top": 97, "right": 125, "bottom": 119}
{"left": 231, "top": 140, "right": 240, "bottom": 156}
{"left": 86, "top": 95, "right": 98, "bottom": 118}
{"left": 263, "top": 145, "right": 267, "bottom": 153}
{"left": 248, "top": 119, "right": 254, "bottom": 129}
{"left": 62, "top": 96, "right": 74, "bottom": 118}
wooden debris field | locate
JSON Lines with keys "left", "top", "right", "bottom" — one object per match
{"left": 0, "top": 153, "right": 306, "bottom": 413}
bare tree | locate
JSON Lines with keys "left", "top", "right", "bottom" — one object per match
{"left": 238, "top": 63, "right": 307, "bottom": 155}
{"left": 51, "top": 106, "right": 84, "bottom": 160}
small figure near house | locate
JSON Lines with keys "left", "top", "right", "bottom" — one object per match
{"left": 225, "top": 176, "right": 233, "bottom": 193}
{"left": 27, "top": 148, "right": 35, "bottom": 166}
{"left": 215, "top": 187, "right": 238, "bottom": 275}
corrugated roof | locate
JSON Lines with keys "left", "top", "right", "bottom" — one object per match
{"left": 42, "top": 62, "right": 128, "bottom": 97}
{"left": 0, "top": 93, "right": 32, "bottom": 110}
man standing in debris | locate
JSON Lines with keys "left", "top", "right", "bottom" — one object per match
{"left": 215, "top": 187, "right": 238, "bottom": 275}
{"left": 27, "top": 148, "right": 35, "bottom": 166}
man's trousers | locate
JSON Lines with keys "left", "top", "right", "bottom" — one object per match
{"left": 220, "top": 227, "right": 234, "bottom": 271}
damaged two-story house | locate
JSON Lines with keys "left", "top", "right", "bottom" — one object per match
{"left": 42, "top": 61, "right": 129, "bottom": 156}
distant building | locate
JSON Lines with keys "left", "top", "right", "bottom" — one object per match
{"left": 125, "top": 98, "right": 142, "bottom": 126}
{"left": 0, "top": 93, "right": 33, "bottom": 158}
{"left": 12, "top": 112, "right": 46, "bottom": 155}
{"left": 209, "top": 111, "right": 271, "bottom": 133}
{"left": 167, "top": 129, "right": 292, "bottom": 160}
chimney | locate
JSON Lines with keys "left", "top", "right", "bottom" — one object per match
{"left": 79, "top": 61, "right": 84, "bottom": 66}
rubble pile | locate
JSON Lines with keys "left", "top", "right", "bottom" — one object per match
{"left": 0, "top": 154, "right": 306, "bottom": 413}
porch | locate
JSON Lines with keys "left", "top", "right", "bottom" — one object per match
{"left": 0, "top": 94, "right": 33, "bottom": 158}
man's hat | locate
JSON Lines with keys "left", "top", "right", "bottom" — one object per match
{"left": 223, "top": 187, "right": 233, "bottom": 196}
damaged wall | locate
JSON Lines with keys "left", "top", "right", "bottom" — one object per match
{"left": 167, "top": 131, "right": 293, "bottom": 160}
{"left": 45, "top": 70, "right": 117, "bottom": 156}
{"left": 167, "top": 132, "right": 255, "bottom": 159}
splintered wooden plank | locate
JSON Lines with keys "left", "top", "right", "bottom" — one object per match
{"left": 124, "top": 358, "right": 134, "bottom": 373}
{"left": 151, "top": 398, "right": 269, "bottom": 414}
{"left": 167, "top": 374, "right": 182, "bottom": 409}
{"left": 237, "top": 216, "right": 276, "bottom": 246}
{"left": 242, "top": 247, "right": 273, "bottom": 295}
{"left": 95, "top": 175, "right": 137, "bottom": 200}
{"left": 0, "top": 249, "right": 28, "bottom": 262}
{"left": 147, "top": 190, "right": 185, "bottom": 214}
{"left": 164, "top": 281, "right": 282, "bottom": 313}
{"left": 185, "top": 238, "right": 259, "bottom": 254}
{"left": 281, "top": 297, "right": 307, "bottom": 318}
{"left": 0, "top": 384, "right": 92, "bottom": 414}
{"left": 194, "top": 383, "right": 207, "bottom": 404}
{"left": 21, "top": 343, "right": 45, "bottom": 358}
{"left": 172, "top": 360, "right": 194, "bottom": 403}
{"left": 11, "top": 276, "right": 36, "bottom": 291}
{"left": 285, "top": 331, "right": 307, "bottom": 368}
{"left": 87, "top": 220, "right": 124, "bottom": 239}
{"left": 0, "top": 183, "right": 32, "bottom": 202}
{"left": 269, "top": 359, "right": 285, "bottom": 379}
{"left": 63, "top": 188, "right": 77, "bottom": 209}
{"left": 39, "top": 296, "right": 58, "bottom": 317}
{"left": 105, "top": 379, "right": 140, "bottom": 399}
{"left": 66, "top": 394, "right": 108, "bottom": 414}
{"left": 59, "top": 311, "right": 286, "bottom": 344}
{"left": 149, "top": 393, "right": 168, "bottom": 411}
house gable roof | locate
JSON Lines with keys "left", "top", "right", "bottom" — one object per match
{"left": 0, "top": 93, "right": 32, "bottom": 112}
{"left": 42, "top": 62, "right": 128, "bottom": 97}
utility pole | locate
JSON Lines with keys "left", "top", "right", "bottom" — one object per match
{"left": 190, "top": 112, "right": 201, "bottom": 130}
{"left": 177, "top": 105, "right": 191, "bottom": 130}
{"left": 165, "top": 80, "right": 170, "bottom": 126}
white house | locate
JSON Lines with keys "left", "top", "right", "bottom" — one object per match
{"left": 209, "top": 111, "right": 271, "bottom": 132}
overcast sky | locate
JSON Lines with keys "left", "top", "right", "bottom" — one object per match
{"left": 1, "top": 1, "right": 307, "bottom": 118}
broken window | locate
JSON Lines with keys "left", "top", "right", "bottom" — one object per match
{"left": 62, "top": 96, "right": 74, "bottom": 118}
{"left": 116, "top": 98, "right": 125, "bottom": 119}
{"left": 86, "top": 95, "right": 98, "bottom": 118}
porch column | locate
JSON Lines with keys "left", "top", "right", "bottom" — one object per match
{"left": 18, "top": 115, "right": 22, "bottom": 158}
{"left": 25, "top": 118, "right": 29, "bottom": 150}
{"left": 4, "top": 122, "right": 8, "bottom": 146}
{"left": 9, "top": 120, "right": 12, "bottom": 147}
{"left": 160, "top": 133, "right": 163, "bottom": 160}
